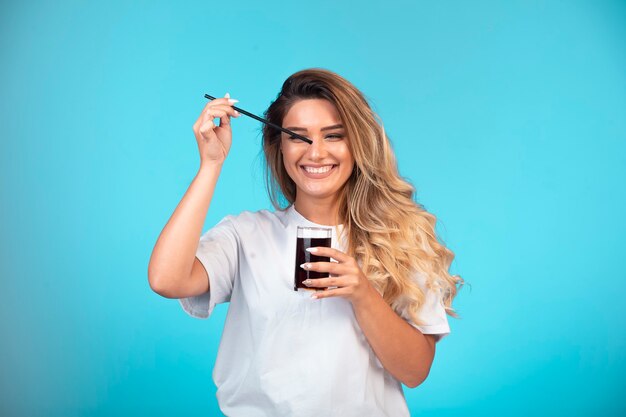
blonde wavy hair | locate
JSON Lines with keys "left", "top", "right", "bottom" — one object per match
{"left": 261, "top": 68, "right": 464, "bottom": 326}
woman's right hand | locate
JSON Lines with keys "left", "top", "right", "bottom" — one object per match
{"left": 192, "top": 92, "right": 240, "bottom": 166}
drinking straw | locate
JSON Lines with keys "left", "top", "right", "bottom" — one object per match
{"left": 204, "top": 94, "right": 313, "bottom": 144}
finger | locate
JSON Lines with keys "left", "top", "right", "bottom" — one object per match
{"left": 198, "top": 119, "right": 216, "bottom": 138}
{"left": 201, "top": 108, "right": 230, "bottom": 127}
{"left": 301, "top": 261, "right": 346, "bottom": 275}
{"left": 306, "top": 247, "right": 352, "bottom": 263}
{"left": 217, "top": 105, "right": 242, "bottom": 128}
{"left": 199, "top": 109, "right": 231, "bottom": 128}
{"left": 197, "top": 98, "right": 235, "bottom": 122}
{"left": 200, "top": 118, "right": 215, "bottom": 130}
{"left": 303, "top": 276, "right": 346, "bottom": 288}
{"left": 204, "top": 105, "right": 238, "bottom": 120}
{"left": 196, "top": 108, "right": 223, "bottom": 131}
{"left": 197, "top": 99, "right": 239, "bottom": 127}
{"left": 311, "top": 287, "right": 349, "bottom": 300}
{"left": 217, "top": 112, "right": 231, "bottom": 128}
{"left": 207, "top": 97, "right": 239, "bottom": 107}
{"left": 198, "top": 112, "right": 224, "bottom": 134}
{"left": 210, "top": 99, "right": 239, "bottom": 119}
{"left": 208, "top": 107, "right": 240, "bottom": 129}
{"left": 207, "top": 104, "right": 239, "bottom": 114}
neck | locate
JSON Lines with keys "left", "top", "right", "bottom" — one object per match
{"left": 294, "top": 194, "right": 342, "bottom": 226}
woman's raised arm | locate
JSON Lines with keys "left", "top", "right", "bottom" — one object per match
{"left": 147, "top": 94, "right": 239, "bottom": 298}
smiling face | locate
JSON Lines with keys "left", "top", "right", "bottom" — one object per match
{"left": 280, "top": 99, "right": 355, "bottom": 205}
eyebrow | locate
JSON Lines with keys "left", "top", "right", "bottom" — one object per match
{"left": 284, "top": 124, "right": 344, "bottom": 132}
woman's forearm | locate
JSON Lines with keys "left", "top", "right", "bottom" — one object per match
{"left": 352, "top": 288, "right": 436, "bottom": 388}
{"left": 147, "top": 163, "right": 222, "bottom": 292}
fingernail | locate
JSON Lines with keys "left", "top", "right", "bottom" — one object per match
{"left": 300, "top": 263, "right": 310, "bottom": 270}
{"left": 303, "top": 279, "right": 312, "bottom": 286}
{"left": 233, "top": 110, "right": 240, "bottom": 116}
{"left": 228, "top": 98, "right": 239, "bottom": 104}
{"left": 225, "top": 92, "right": 230, "bottom": 98}
{"left": 306, "top": 247, "right": 318, "bottom": 253}
{"left": 311, "top": 294, "right": 318, "bottom": 299}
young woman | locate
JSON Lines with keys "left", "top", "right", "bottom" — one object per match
{"left": 148, "top": 68, "right": 463, "bottom": 416}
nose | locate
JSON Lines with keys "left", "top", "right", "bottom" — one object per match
{"left": 306, "top": 136, "right": 329, "bottom": 160}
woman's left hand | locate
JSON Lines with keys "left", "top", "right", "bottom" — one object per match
{"left": 301, "top": 247, "right": 376, "bottom": 306}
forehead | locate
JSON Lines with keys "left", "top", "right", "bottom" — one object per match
{"left": 283, "top": 99, "right": 341, "bottom": 127}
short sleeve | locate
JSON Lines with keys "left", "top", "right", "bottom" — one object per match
{"left": 178, "top": 216, "right": 239, "bottom": 319}
{"left": 402, "top": 272, "right": 451, "bottom": 343}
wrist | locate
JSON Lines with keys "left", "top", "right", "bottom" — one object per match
{"left": 351, "top": 281, "right": 380, "bottom": 311}
{"left": 199, "top": 161, "right": 224, "bottom": 174}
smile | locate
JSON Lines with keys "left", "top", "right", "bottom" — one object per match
{"left": 300, "top": 164, "right": 337, "bottom": 178}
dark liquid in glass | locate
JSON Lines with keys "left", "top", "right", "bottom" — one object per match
{"left": 294, "top": 237, "right": 331, "bottom": 291}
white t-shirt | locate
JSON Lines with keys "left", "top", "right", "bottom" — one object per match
{"left": 179, "top": 204, "right": 450, "bottom": 417}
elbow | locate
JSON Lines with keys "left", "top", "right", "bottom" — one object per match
{"left": 403, "top": 338, "right": 436, "bottom": 388}
{"left": 148, "top": 274, "right": 165, "bottom": 295}
{"left": 148, "top": 263, "right": 162, "bottom": 292}
{"left": 148, "top": 272, "right": 173, "bottom": 298}
{"left": 403, "top": 374, "right": 427, "bottom": 389}
{"left": 402, "top": 366, "right": 432, "bottom": 388}
{"left": 147, "top": 261, "right": 175, "bottom": 297}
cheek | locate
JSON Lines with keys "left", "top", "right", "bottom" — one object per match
{"left": 281, "top": 140, "right": 302, "bottom": 159}
{"left": 281, "top": 148, "right": 299, "bottom": 168}
{"left": 281, "top": 148, "right": 303, "bottom": 179}
{"left": 335, "top": 145, "right": 354, "bottom": 168}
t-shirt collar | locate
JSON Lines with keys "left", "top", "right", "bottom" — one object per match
{"left": 286, "top": 204, "right": 344, "bottom": 229}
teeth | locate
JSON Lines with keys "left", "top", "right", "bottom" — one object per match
{"left": 303, "top": 165, "right": 333, "bottom": 174}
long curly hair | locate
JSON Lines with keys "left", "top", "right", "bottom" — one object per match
{"left": 261, "top": 68, "right": 464, "bottom": 326}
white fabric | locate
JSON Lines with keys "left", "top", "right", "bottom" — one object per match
{"left": 179, "top": 205, "right": 450, "bottom": 417}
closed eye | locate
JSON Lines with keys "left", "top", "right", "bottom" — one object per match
{"left": 326, "top": 134, "right": 344, "bottom": 140}
{"left": 288, "top": 134, "right": 344, "bottom": 141}
{"left": 288, "top": 136, "right": 308, "bottom": 143}
{"left": 289, "top": 133, "right": 343, "bottom": 143}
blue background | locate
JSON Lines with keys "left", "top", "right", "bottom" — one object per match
{"left": 1, "top": 0, "right": 624, "bottom": 416}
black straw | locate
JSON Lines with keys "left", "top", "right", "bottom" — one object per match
{"left": 204, "top": 94, "right": 313, "bottom": 144}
